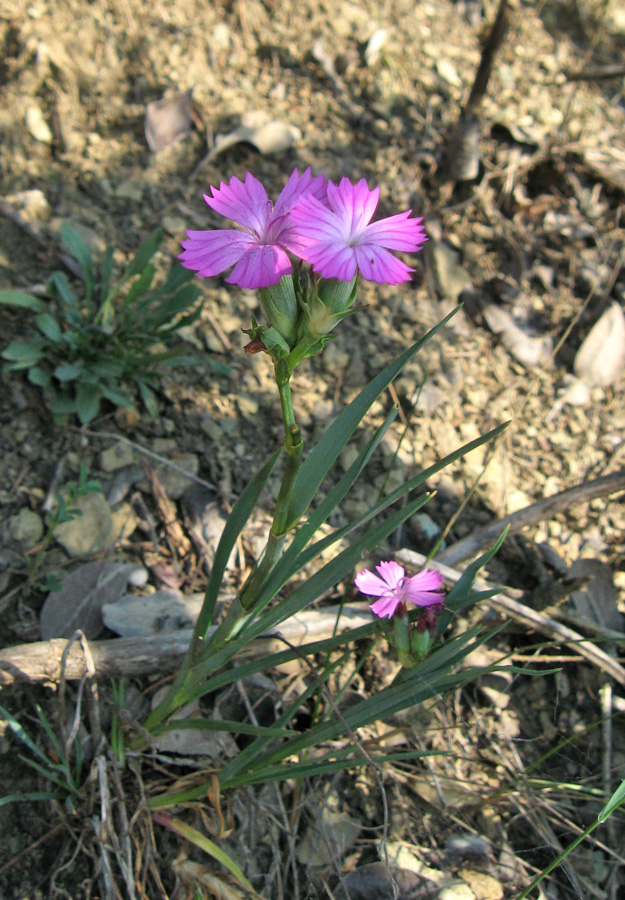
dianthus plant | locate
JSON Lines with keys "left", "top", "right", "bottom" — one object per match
{"left": 143, "top": 168, "right": 505, "bottom": 802}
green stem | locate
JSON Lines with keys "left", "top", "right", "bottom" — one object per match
{"left": 143, "top": 352, "right": 307, "bottom": 734}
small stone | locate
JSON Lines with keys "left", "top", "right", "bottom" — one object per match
{"left": 140, "top": 454, "right": 200, "bottom": 500}
{"left": 7, "top": 509, "right": 44, "bottom": 549}
{"left": 115, "top": 180, "right": 144, "bottom": 202}
{"left": 102, "top": 589, "right": 203, "bottom": 637}
{"left": 101, "top": 441, "right": 136, "bottom": 472}
{"left": 236, "top": 394, "right": 259, "bottom": 416}
{"left": 111, "top": 502, "right": 140, "bottom": 541}
{"left": 26, "top": 105, "right": 53, "bottom": 143}
{"left": 54, "top": 492, "right": 117, "bottom": 557}
{"left": 458, "top": 869, "right": 504, "bottom": 900}
{"left": 438, "top": 883, "right": 476, "bottom": 900}
{"left": 161, "top": 214, "right": 187, "bottom": 235}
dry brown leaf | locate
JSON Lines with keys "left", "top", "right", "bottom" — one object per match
{"left": 208, "top": 111, "right": 301, "bottom": 159}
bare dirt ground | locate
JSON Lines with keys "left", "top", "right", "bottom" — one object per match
{"left": 1, "top": 0, "right": 625, "bottom": 897}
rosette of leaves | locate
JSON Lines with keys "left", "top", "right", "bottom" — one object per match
{"left": 0, "top": 224, "right": 226, "bottom": 423}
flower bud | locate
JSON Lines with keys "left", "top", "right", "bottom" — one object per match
{"left": 258, "top": 275, "right": 300, "bottom": 347}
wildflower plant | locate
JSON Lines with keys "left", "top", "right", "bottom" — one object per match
{"left": 140, "top": 167, "right": 510, "bottom": 809}
{"left": 0, "top": 224, "right": 226, "bottom": 424}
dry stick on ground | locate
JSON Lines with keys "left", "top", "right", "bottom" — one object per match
{"left": 3, "top": 554, "right": 625, "bottom": 690}
{"left": 445, "top": 0, "right": 509, "bottom": 182}
{"left": 434, "top": 468, "right": 625, "bottom": 568}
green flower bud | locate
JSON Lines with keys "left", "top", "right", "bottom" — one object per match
{"left": 258, "top": 275, "right": 299, "bottom": 347}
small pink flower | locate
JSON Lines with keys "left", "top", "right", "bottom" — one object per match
{"left": 355, "top": 561, "right": 444, "bottom": 619}
{"left": 179, "top": 168, "right": 327, "bottom": 290}
{"left": 288, "top": 177, "right": 427, "bottom": 285}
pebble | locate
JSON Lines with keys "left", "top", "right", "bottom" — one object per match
{"left": 7, "top": 508, "right": 44, "bottom": 548}
{"left": 139, "top": 453, "right": 200, "bottom": 499}
{"left": 54, "top": 492, "right": 117, "bottom": 557}
{"left": 458, "top": 869, "right": 504, "bottom": 900}
{"left": 438, "top": 883, "right": 477, "bottom": 900}
{"left": 101, "top": 441, "right": 136, "bottom": 472}
{"left": 26, "top": 104, "right": 53, "bottom": 143}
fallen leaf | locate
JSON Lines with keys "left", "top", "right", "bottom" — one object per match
{"left": 208, "top": 110, "right": 301, "bottom": 159}
{"left": 40, "top": 560, "right": 147, "bottom": 640}
{"left": 333, "top": 863, "right": 438, "bottom": 900}
{"left": 145, "top": 90, "right": 195, "bottom": 152}
{"left": 365, "top": 28, "right": 389, "bottom": 66}
{"left": 482, "top": 304, "right": 552, "bottom": 368}
{"left": 573, "top": 302, "right": 625, "bottom": 387}
{"left": 567, "top": 559, "right": 624, "bottom": 633}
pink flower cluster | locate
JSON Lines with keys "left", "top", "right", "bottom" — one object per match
{"left": 180, "top": 168, "right": 427, "bottom": 290}
{"left": 355, "top": 560, "right": 444, "bottom": 619}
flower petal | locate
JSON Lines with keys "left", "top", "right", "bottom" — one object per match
{"left": 327, "top": 178, "right": 379, "bottom": 238}
{"left": 226, "top": 244, "right": 293, "bottom": 289}
{"left": 354, "top": 568, "right": 391, "bottom": 597}
{"left": 204, "top": 172, "right": 271, "bottom": 235}
{"left": 370, "top": 595, "right": 401, "bottom": 619}
{"left": 353, "top": 244, "right": 414, "bottom": 284}
{"left": 179, "top": 229, "right": 255, "bottom": 278}
{"left": 402, "top": 568, "right": 445, "bottom": 607}
{"left": 273, "top": 167, "right": 327, "bottom": 219}
{"left": 362, "top": 211, "right": 428, "bottom": 252}
{"left": 375, "top": 560, "right": 405, "bottom": 590}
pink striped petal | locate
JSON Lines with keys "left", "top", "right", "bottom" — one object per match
{"left": 226, "top": 244, "right": 293, "bottom": 289}
{"left": 363, "top": 212, "right": 428, "bottom": 251}
{"left": 370, "top": 595, "right": 402, "bottom": 619}
{"left": 179, "top": 230, "right": 255, "bottom": 278}
{"left": 353, "top": 244, "right": 414, "bottom": 284}
{"left": 204, "top": 173, "right": 271, "bottom": 234}
{"left": 402, "top": 568, "right": 445, "bottom": 607}
{"left": 354, "top": 568, "right": 392, "bottom": 597}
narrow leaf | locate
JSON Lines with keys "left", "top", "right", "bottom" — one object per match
{"left": 0, "top": 290, "right": 44, "bottom": 312}
{"left": 36, "top": 313, "right": 62, "bottom": 342}
{"left": 60, "top": 223, "right": 94, "bottom": 302}
{"left": 285, "top": 308, "right": 459, "bottom": 528}
{"left": 121, "top": 228, "right": 164, "bottom": 283}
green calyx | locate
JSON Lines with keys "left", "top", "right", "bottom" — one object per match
{"left": 300, "top": 275, "right": 359, "bottom": 340}
{"left": 258, "top": 275, "right": 299, "bottom": 347}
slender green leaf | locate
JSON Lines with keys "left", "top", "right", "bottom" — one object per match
{"left": 28, "top": 365, "right": 51, "bottom": 387}
{"left": 598, "top": 778, "right": 625, "bottom": 822}
{"left": 0, "top": 791, "right": 59, "bottom": 807}
{"left": 61, "top": 223, "right": 94, "bottom": 302}
{"left": 121, "top": 228, "right": 164, "bottom": 283}
{"left": 2, "top": 339, "right": 45, "bottom": 363}
{"left": 138, "top": 381, "right": 159, "bottom": 416}
{"left": 48, "top": 271, "right": 80, "bottom": 324}
{"left": 99, "top": 384, "right": 133, "bottom": 407}
{"left": 121, "top": 263, "right": 156, "bottom": 310}
{"left": 0, "top": 290, "right": 45, "bottom": 312}
{"left": 75, "top": 383, "right": 101, "bottom": 424}
{"left": 50, "top": 393, "right": 77, "bottom": 416}
{"left": 285, "top": 308, "right": 459, "bottom": 528}
{"left": 99, "top": 246, "right": 115, "bottom": 304}
{"left": 153, "top": 814, "right": 262, "bottom": 898}
{"left": 54, "top": 361, "right": 83, "bottom": 382}
{"left": 193, "top": 448, "right": 282, "bottom": 645}
{"left": 36, "top": 313, "right": 62, "bottom": 342}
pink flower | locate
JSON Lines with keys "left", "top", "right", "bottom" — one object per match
{"left": 355, "top": 561, "right": 444, "bottom": 619}
{"left": 288, "top": 177, "right": 427, "bottom": 285}
{"left": 179, "top": 168, "right": 327, "bottom": 290}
